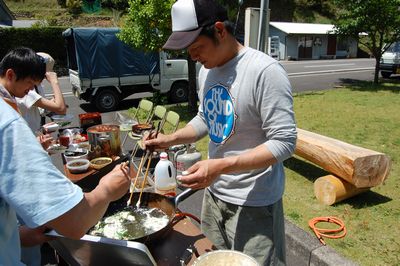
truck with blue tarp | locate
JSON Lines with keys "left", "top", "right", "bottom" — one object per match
{"left": 63, "top": 27, "right": 191, "bottom": 111}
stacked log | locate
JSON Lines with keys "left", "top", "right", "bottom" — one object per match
{"left": 314, "top": 175, "right": 370, "bottom": 205}
{"left": 295, "top": 128, "right": 391, "bottom": 205}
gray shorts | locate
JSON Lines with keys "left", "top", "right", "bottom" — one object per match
{"left": 201, "top": 189, "right": 286, "bottom": 266}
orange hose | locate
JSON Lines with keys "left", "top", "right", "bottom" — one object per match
{"left": 308, "top": 216, "right": 347, "bottom": 245}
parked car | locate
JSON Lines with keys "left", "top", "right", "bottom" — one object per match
{"left": 380, "top": 41, "right": 400, "bottom": 78}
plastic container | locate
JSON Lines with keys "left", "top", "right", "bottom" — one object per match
{"left": 154, "top": 152, "right": 177, "bottom": 196}
{"left": 64, "top": 149, "right": 89, "bottom": 162}
{"left": 66, "top": 159, "right": 90, "bottom": 174}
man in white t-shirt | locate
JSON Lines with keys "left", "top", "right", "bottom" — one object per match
{"left": 17, "top": 52, "right": 67, "bottom": 133}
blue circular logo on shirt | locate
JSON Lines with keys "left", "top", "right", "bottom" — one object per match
{"left": 203, "top": 84, "right": 235, "bottom": 144}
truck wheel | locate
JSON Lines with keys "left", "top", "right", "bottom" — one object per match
{"left": 169, "top": 81, "right": 188, "bottom": 103}
{"left": 381, "top": 71, "right": 392, "bottom": 78}
{"left": 94, "top": 89, "right": 120, "bottom": 112}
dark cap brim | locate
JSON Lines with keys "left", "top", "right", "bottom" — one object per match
{"left": 163, "top": 27, "right": 203, "bottom": 50}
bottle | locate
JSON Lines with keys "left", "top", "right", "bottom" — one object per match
{"left": 154, "top": 152, "right": 177, "bottom": 196}
{"left": 175, "top": 144, "right": 202, "bottom": 176}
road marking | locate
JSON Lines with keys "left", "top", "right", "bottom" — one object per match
{"left": 289, "top": 69, "right": 373, "bottom": 78}
{"left": 288, "top": 67, "right": 374, "bottom": 77}
{"left": 304, "top": 63, "right": 355, "bottom": 68}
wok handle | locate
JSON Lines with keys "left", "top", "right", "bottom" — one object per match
{"left": 174, "top": 188, "right": 196, "bottom": 207}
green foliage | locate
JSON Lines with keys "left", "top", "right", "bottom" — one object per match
{"left": 333, "top": 0, "right": 400, "bottom": 83}
{"left": 118, "top": 0, "right": 175, "bottom": 52}
{"left": 151, "top": 90, "right": 168, "bottom": 106}
{"left": 0, "top": 27, "right": 68, "bottom": 73}
{"left": 66, "top": 0, "right": 82, "bottom": 15}
{"left": 57, "top": 0, "right": 66, "bottom": 7}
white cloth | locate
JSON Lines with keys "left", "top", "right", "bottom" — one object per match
{"left": 16, "top": 85, "right": 45, "bottom": 133}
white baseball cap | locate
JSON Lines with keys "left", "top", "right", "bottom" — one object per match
{"left": 163, "top": 0, "right": 228, "bottom": 50}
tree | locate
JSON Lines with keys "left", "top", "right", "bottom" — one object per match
{"left": 333, "top": 0, "right": 400, "bottom": 84}
{"left": 118, "top": 0, "right": 202, "bottom": 111}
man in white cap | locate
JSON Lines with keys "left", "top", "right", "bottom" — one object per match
{"left": 17, "top": 52, "right": 67, "bottom": 134}
{"left": 145, "top": 0, "right": 297, "bottom": 265}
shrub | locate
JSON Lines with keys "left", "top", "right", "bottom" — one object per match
{"left": 0, "top": 27, "right": 69, "bottom": 75}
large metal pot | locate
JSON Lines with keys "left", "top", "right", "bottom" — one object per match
{"left": 87, "top": 124, "right": 121, "bottom": 159}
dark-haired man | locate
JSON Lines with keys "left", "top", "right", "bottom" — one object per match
{"left": 144, "top": 0, "right": 297, "bottom": 265}
{"left": 0, "top": 47, "right": 130, "bottom": 265}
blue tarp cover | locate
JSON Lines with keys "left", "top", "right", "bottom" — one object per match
{"left": 63, "top": 28, "right": 160, "bottom": 79}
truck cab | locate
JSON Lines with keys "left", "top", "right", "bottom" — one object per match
{"left": 380, "top": 41, "right": 400, "bottom": 78}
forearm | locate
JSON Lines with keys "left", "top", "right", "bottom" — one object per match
{"left": 46, "top": 186, "right": 110, "bottom": 239}
{"left": 49, "top": 80, "right": 67, "bottom": 114}
{"left": 169, "top": 124, "right": 199, "bottom": 146}
{"left": 36, "top": 79, "right": 66, "bottom": 114}
{"left": 217, "top": 144, "right": 277, "bottom": 175}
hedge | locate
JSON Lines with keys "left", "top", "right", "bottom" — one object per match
{"left": 0, "top": 27, "right": 69, "bottom": 75}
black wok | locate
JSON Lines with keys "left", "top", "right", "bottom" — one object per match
{"left": 97, "top": 188, "right": 196, "bottom": 244}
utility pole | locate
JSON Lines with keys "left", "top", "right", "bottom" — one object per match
{"left": 257, "top": 0, "right": 269, "bottom": 52}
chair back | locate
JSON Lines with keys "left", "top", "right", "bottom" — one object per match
{"left": 162, "top": 111, "right": 180, "bottom": 134}
{"left": 134, "top": 99, "right": 153, "bottom": 123}
{"left": 151, "top": 105, "right": 167, "bottom": 126}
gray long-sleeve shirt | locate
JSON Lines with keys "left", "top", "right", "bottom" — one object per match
{"left": 189, "top": 47, "right": 297, "bottom": 206}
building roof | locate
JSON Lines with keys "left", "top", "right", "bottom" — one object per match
{"left": 0, "top": 0, "right": 15, "bottom": 24}
{"left": 270, "top": 22, "right": 335, "bottom": 35}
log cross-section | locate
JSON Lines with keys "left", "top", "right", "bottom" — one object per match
{"left": 295, "top": 128, "right": 391, "bottom": 188}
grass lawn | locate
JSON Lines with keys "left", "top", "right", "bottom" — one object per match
{"left": 148, "top": 79, "right": 399, "bottom": 266}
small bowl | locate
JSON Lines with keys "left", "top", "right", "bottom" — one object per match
{"left": 64, "top": 149, "right": 89, "bottom": 162}
{"left": 66, "top": 159, "right": 90, "bottom": 174}
{"left": 90, "top": 157, "right": 113, "bottom": 170}
{"left": 131, "top": 123, "right": 153, "bottom": 135}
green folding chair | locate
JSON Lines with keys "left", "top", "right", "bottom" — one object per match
{"left": 121, "top": 99, "right": 154, "bottom": 149}
{"left": 133, "top": 99, "right": 154, "bottom": 124}
{"left": 130, "top": 105, "right": 167, "bottom": 157}
{"left": 162, "top": 111, "right": 180, "bottom": 134}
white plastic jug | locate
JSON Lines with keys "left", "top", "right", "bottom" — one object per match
{"left": 154, "top": 152, "right": 177, "bottom": 196}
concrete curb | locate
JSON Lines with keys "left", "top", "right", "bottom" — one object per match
{"left": 285, "top": 219, "right": 358, "bottom": 266}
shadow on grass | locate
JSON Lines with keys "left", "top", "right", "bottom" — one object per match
{"left": 339, "top": 77, "right": 400, "bottom": 93}
{"left": 284, "top": 157, "right": 330, "bottom": 183}
{"left": 335, "top": 189, "right": 392, "bottom": 208}
{"left": 284, "top": 157, "right": 392, "bottom": 208}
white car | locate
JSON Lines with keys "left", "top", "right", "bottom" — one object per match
{"left": 380, "top": 41, "right": 400, "bottom": 78}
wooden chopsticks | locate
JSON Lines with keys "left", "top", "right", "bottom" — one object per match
{"left": 126, "top": 121, "right": 161, "bottom": 208}
{"left": 135, "top": 151, "right": 152, "bottom": 208}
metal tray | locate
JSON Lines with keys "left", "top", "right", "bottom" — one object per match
{"left": 47, "top": 231, "right": 156, "bottom": 266}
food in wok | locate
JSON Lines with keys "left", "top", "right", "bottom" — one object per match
{"left": 89, "top": 207, "right": 169, "bottom": 240}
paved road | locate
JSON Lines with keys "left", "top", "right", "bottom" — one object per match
{"left": 42, "top": 58, "right": 376, "bottom": 95}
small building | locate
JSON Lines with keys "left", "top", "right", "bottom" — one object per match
{"left": 269, "top": 22, "right": 358, "bottom": 61}
{"left": 0, "top": 0, "right": 14, "bottom": 26}
{"left": 0, "top": 0, "right": 38, "bottom": 28}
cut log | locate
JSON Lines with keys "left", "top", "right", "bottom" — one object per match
{"left": 314, "top": 175, "right": 369, "bottom": 205}
{"left": 295, "top": 128, "right": 391, "bottom": 188}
